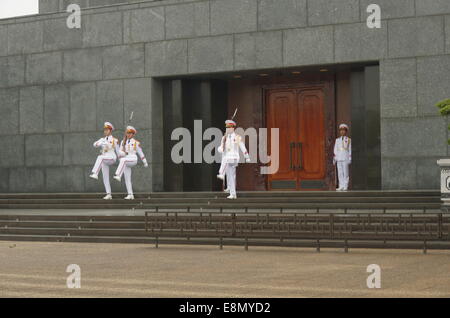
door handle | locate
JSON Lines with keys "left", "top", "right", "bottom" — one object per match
{"left": 297, "top": 142, "right": 303, "bottom": 170}
{"left": 289, "top": 142, "right": 295, "bottom": 170}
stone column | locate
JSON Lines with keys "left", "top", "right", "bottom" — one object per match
{"left": 437, "top": 159, "right": 450, "bottom": 208}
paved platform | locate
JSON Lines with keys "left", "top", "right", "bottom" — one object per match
{"left": 0, "top": 241, "right": 449, "bottom": 298}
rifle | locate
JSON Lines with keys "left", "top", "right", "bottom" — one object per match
{"left": 122, "top": 111, "right": 134, "bottom": 153}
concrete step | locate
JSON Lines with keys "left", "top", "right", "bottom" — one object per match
{"left": 0, "top": 234, "right": 449, "bottom": 251}
{"left": 0, "top": 191, "right": 440, "bottom": 210}
{"left": 0, "top": 190, "right": 441, "bottom": 214}
{"left": 0, "top": 215, "right": 144, "bottom": 221}
{"left": 0, "top": 220, "right": 145, "bottom": 229}
{"left": 0, "top": 202, "right": 441, "bottom": 210}
{"left": 134, "top": 202, "right": 441, "bottom": 210}
{"left": 0, "top": 190, "right": 440, "bottom": 200}
{"left": 0, "top": 234, "right": 154, "bottom": 244}
{"left": 0, "top": 212, "right": 446, "bottom": 248}
{"left": 0, "top": 227, "right": 149, "bottom": 237}
{"left": 0, "top": 196, "right": 439, "bottom": 205}
{"left": 143, "top": 191, "right": 441, "bottom": 198}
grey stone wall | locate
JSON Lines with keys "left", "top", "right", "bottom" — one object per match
{"left": 0, "top": 0, "right": 449, "bottom": 192}
{"left": 39, "top": 0, "right": 163, "bottom": 14}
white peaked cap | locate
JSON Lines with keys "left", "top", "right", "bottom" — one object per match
{"left": 104, "top": 122, "right": 114, "bottom": 130}
{"left": 339, "top": 123, "right": 349, "bottom": 130}
{"left": 126, "top": 126, "right": 137, "bottom": 134}
{"left": 225, "top": 120, "right": 236, "bottom": 127}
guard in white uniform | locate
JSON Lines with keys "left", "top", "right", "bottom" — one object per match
{"left": 89, "top": 122, "right": 120, "bottom": 200}
{"left": 333, "top": 123, "right": 352, "bottom": 191}
{"left": 217, "top": 120, "right": 250, "bottom": 199}
{"left": 113, "top": 126, "right": 148, "bottom": 200}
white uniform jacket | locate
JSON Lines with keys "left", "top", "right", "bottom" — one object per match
{"left": 333, "top": 136, "right": 352, "bottom": 163}
{"left": 93, "top": 136, "right": 120, "bottom": 158}
{"left": 218, "top": 132, "right": 250, "bottom": 163}
{"left": 118, "top": 138, "right": 147, "bottom": 163}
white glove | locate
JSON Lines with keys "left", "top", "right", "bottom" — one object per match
{"left": 142, "top": 158, "right": 148, "bottom": 168}
{"left": 94, "top": 138, "right": 105, "bottom": 148}
{"left": 245, "top": 158, "right": 251, "bottom": 163}
{"left": 100, "top": 141, "right": 109, "bottom": 151}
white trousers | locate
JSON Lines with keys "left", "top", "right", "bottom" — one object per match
{"left": 115, "top": 155, "right": 138, "bottom": 195}
{"left": 219, "top": 158, "right": 227, "bottom": 176}
{"left": 91, "top": 154, "right": 116, "bottom": 194}
{"left": 218, "top": 158, "right": 229, "bottom": 190}
{"left": 337, "top": 161, "right": 350, "bottom": 190}
{"left": 225, "top": 161, "right": 238, "bottom": 196}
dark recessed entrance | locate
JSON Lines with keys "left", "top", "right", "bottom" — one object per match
{"left": 160, "top": 63, "right": 381, "bottom": 192}
{"left": 162, "top": 79, "right": 228, "bottom": 192}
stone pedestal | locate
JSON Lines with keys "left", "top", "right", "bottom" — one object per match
{"left": 437, "top": 159, "right": 450, "bottom": 207}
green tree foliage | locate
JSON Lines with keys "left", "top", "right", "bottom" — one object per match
{"left": 436, "top": 99, "right": 450, "bottom": 144}
{"left": 437, "top": 99, "right": 450, "bottom": 115}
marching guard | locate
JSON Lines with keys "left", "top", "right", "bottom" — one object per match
{"left": 217, "top": 119, "right": 250, "bottom": 199}
{"left": 217, "top": 154, "right": 230, "bottom": 193}
{"left": 89, "top": 122, "right": 120, "bottom": 200}
{"left": 333, "top": 123, "right": 352, "bottom": 191}
{"left": 113, "top": 126, "right": 148, "bottom": 200}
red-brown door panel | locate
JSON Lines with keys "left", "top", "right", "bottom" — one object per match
{"left": 267, "top": 89, "right": 298, "bottom": 187}
{"left": 297, "top": 89, "right": 326, "bottom": 180}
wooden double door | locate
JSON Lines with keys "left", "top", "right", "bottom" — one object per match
{"left": 266, "top": 83, "right": 334, "bottom": 190}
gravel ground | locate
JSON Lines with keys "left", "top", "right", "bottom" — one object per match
{"left": 0, "top": 241, "right": 449, "bottom": 298}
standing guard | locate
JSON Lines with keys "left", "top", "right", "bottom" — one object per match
{"left": 89, "top": 122, "right": 120, "bottom": 200}
{"left": 113, "top": 126, "right": 148, "bottom": 200}
{"left": 217, "top": 119, "right": 250, "bottom": 199}
{"left": 333, "top": 123, "right": 352, "bottom": 191}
